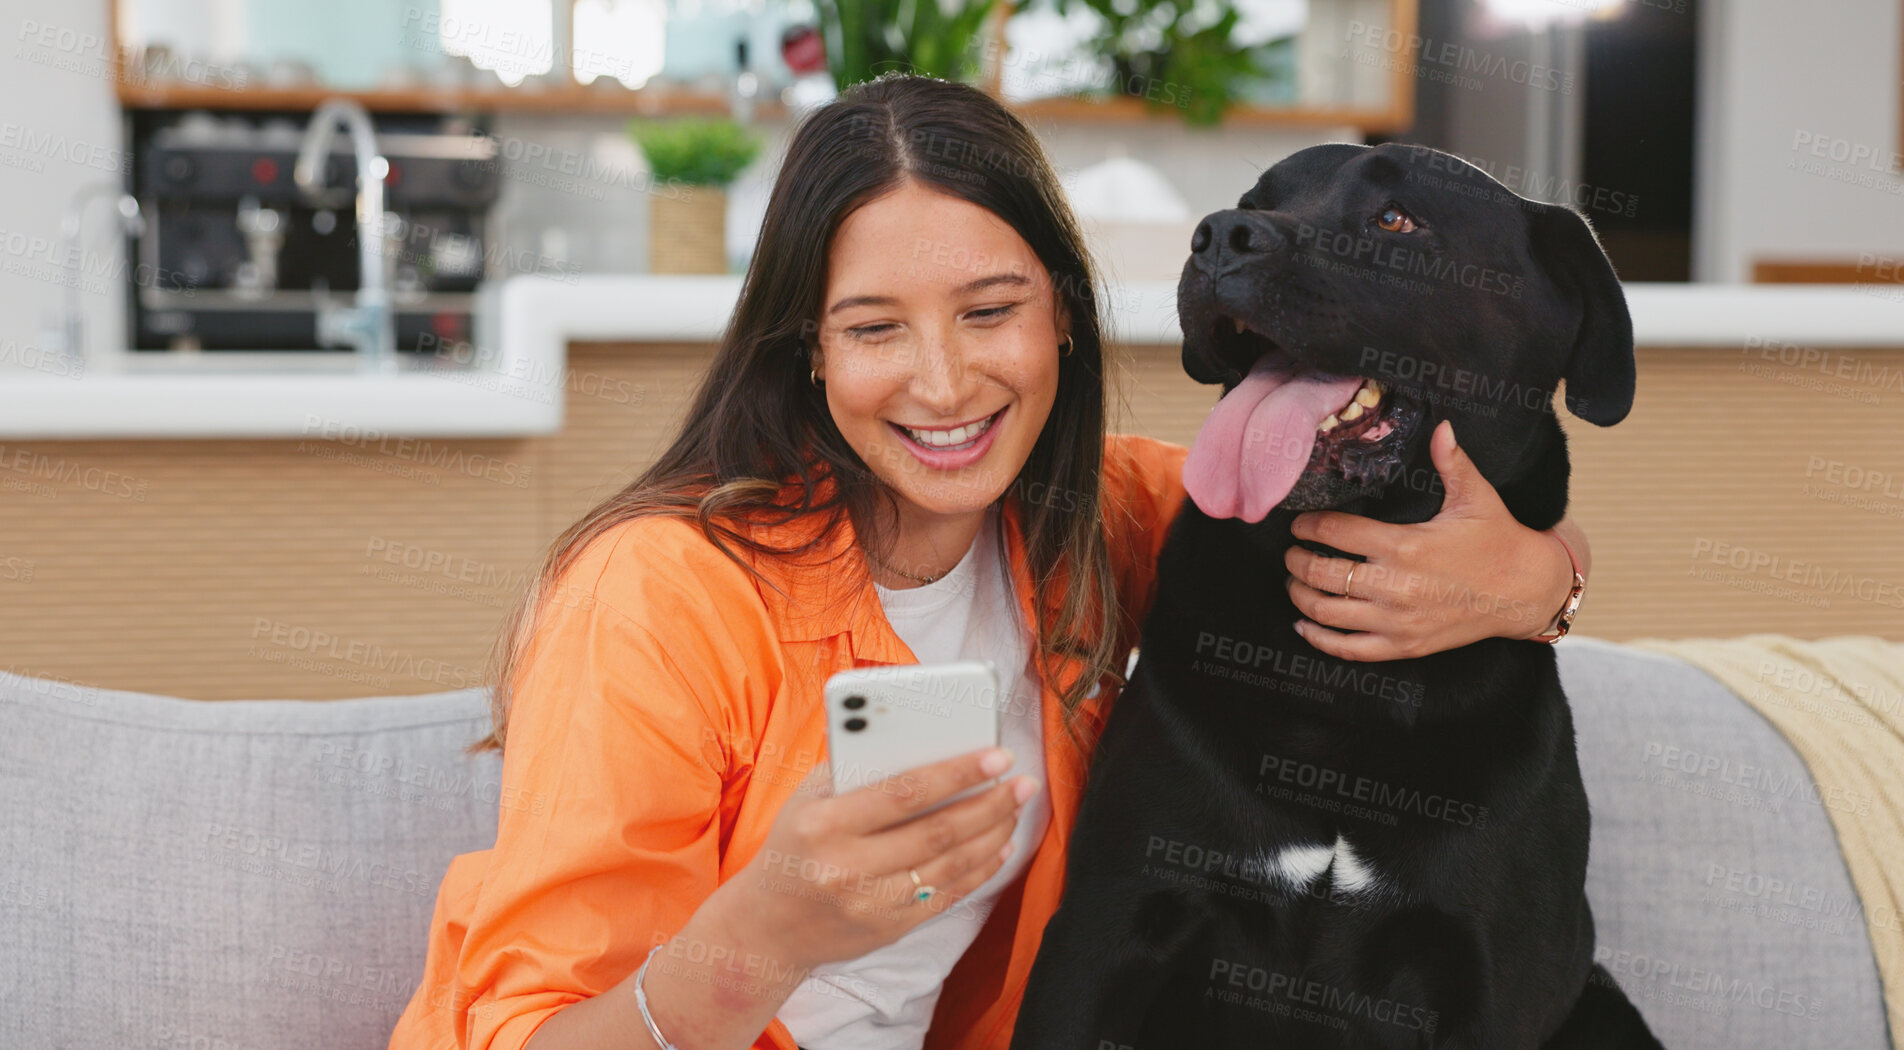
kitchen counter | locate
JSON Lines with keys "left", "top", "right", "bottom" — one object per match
{"left": 1, "top": 276, "right": 1900, "bottom": 438}
{"left": 492, "top": 275, "right": 1904, "bottom": 347}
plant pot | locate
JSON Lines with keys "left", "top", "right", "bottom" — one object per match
{"left": 649, "top": 186, "right": 727, "bottom": 274}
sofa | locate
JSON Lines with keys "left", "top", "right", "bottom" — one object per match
{"left": 0, "top": 635, "right": 1890, "bottom": 1048}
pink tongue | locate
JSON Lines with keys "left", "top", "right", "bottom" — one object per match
{"left": 1183, "top": 355, "right": 1365, "bottom": 522}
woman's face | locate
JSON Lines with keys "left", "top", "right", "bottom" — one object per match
{"left": 815, "top": 180, "right": 1067, "bottom": 522}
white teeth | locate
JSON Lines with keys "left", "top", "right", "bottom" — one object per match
{"left": 1319, "top": 378, "right": 1386, "bottom": 435}
{"left": 902, "top": 412, "right": 996, "bottom": 449}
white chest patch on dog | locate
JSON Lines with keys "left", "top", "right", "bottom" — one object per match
{"left": 1269, "top": 841, "right": 1335, "bottom": 885}
{"left": 1264, "top": 834, "right": 1380, "bottom": 895}
{"left": 1328, "top": 835, "right": 1379, "bottom": 893}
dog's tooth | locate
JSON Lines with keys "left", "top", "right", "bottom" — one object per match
{"left": 1318, "top": 414, "right": 1339, "bottom": 433}
{"left": 1367, "top": 379, "right": 1385, "bottom": 395}
{"left": 1233, "top": 318, "right": 1247, "bottom": 334}
{"left": 1354, "top": 386, "right": 1380, "bottom": 408}
{"left": 1340, "top": 402, "right": 1364, "bottom": 421}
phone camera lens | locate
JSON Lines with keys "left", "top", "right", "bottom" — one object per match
{"left": 843, "top": 695, "right": 866, "bottom": 710}
{"left": 844, "top": 717, "right": 867, "bottom": 732}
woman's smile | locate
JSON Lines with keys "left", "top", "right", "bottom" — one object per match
{"left": 889, "top": 405, "right": 1009, "bottom": 466}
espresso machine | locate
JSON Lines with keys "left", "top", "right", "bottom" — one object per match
{"left": 129, "top": 108, "right": 501, "bottom": 356}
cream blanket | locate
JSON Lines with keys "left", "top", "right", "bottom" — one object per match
{"left": 1624, "top": 633, "right": 1904, "bottom": 1043}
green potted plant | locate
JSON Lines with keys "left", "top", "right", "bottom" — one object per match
{"left": 1054, "top": 0, "right": 1295, "bottom": 126}
{"left": 811, "top": 0, "right": 1001, "bottom": 89}
{"left": 628, "top": 117, "right": 764, "bottom": 274}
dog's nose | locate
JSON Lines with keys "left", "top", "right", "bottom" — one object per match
{"left": 1190, "top": 210, "right": 1283, "bottom": 276}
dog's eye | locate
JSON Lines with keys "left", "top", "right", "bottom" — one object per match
{"left": 1376, "top": 204, "right": 1419, "bottom": 233}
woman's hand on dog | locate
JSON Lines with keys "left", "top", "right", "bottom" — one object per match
{"left": 1282, "top": 418, "right": 1591, "bottom": 661}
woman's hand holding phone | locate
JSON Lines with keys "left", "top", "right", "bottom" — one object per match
{"left": 706, "top": 746, "right": 1040, "bottom": 975}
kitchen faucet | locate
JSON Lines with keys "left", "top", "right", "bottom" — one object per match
{"left": 294, "top": 99, "right": 397, "bottom": 373}
{"left": 50, "top": 182, "right": 144, "bottom": 375}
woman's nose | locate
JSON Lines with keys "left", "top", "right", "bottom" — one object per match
{"left": 906, "top": 333, "right": 975, "bottom": 406}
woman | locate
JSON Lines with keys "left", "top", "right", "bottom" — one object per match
{"left": 387, "top": 72, "right": 1592, "bottom": 1050}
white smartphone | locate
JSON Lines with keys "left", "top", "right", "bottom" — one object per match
{"left": 823, "top": 659, "right": 1003, "bottom": 817}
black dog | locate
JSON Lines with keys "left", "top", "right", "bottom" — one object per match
{"left": 1010, "top": 143, "right": 1663, "bottom": 1048}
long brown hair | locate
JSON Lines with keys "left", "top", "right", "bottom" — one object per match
{"left": 468, "top": 72, "right": 1125, "bottom": 757}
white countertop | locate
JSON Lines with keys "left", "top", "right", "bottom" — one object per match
{"left": 0, "top": 280, "right": 565, "bottom": 440}
{"left": 488, "top": 275, "right": 1904, "bottom": 346}
{"left": 2, "top": 276, "right": 1900, "bottom": 439}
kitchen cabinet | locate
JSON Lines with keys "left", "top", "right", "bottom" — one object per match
{"left": 108, "top": 0, "right": 1417, "bottom": 130}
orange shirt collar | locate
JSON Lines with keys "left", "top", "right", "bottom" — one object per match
{"left": 738, "top": 466, "right": 1095, "bottom": 849}
{"left": 741, "top": 467, "right": 1045, "bottom": 663}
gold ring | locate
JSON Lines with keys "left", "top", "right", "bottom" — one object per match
{"left": 908, "top": 867, "right": 935, "bottom": 904}
{"left": 1342, "top": 562, "right": 1358, "bottom": 597}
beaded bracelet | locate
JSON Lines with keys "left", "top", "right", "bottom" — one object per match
{"left": 635, "top": 943, "right": 682, "bottom": 1050}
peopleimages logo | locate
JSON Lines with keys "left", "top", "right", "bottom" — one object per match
{"left": 1688, "top": 538, "right": 1904, "bottom": 610}
{"left": 1193, "top": 631, "right": 1427, "bottom": 707}
{"left": 1592, "top": 946, "right": 1824, "bottom": 1019}
{"left": 1208, "top": 957, "right": 1440, "bottom": 1034}
{"left": 1404, "top": 145, "right": 1641, "bottom": 219}
{"left": 1257, "top": 753, "right": 1489, "bottom": 829}
{"left": 1789, "top": 130, "right": 1904, "bottom": 175}
{"left": 298, "top": 415, "right": 536, "bottom": 486}
{"left": 1346, "top": 20, "right": 1575, "bottom": 96}
{"left": 1357, "top": 347, "right": 1557, "bottom": 413}
{"left": 1293, "top": 221, "right": 1525, "bottom": 299}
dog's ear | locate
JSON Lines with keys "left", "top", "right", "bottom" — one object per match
{"left": 1527, "top": 202, "right": 1635, "bottom": 426}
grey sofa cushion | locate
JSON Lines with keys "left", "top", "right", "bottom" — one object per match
{"left": 1562, "top": 636, "right": 1890, "bottom": 1048}
{"left": 0, "top": 637, "right": 1890, "bottom": 1049}
{"left": 0, "top": 671, "right": 501, "bottom": 1050}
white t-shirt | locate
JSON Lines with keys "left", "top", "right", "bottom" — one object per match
{"left": 777, "top": 503, "right": 1052, "bottom": 1049}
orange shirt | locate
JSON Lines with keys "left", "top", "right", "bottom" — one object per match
{"left": 387, "top": 433, "right": 1190, "bottom": 1050}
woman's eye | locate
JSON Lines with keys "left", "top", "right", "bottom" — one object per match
{"left": 846, "top": 303, "right": 1016, "bottom": 338}
{"left": 1376, "top": 204, "right": 1420, "bottom": 234}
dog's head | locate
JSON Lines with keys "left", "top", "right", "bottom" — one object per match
{"left": 1176, "top": 142, "right": 1634, "bottom": 524}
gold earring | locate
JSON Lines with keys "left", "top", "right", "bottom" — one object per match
{"left": 810, "top": 366, "right": 822, "bottom": 387}
{"left": 1060, "top": 336, "right": 1074, "bottom": 357}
